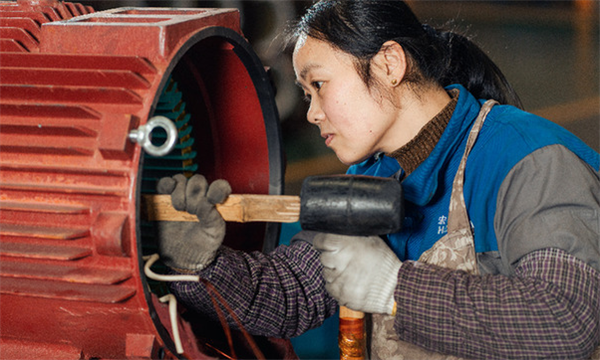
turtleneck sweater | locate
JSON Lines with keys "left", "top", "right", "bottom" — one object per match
{"left": 386, "top": 89, "right": 458, "bottom": 177}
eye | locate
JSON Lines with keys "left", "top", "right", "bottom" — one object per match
{"left": 312, "top": 81, "right": 324, "bottom": 91}
{"left": 302, "top": 93, "right": 312, "bottom": 103}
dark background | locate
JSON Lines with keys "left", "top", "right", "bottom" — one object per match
{"left": 79, "top": 0, "right": 599, "bottom": 195}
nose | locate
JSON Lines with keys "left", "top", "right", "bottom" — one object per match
{"left": 306, "top": 98, "right": 325, "bottom": 125}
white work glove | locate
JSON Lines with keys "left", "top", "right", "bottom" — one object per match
{"left": 156, "top": 174, "right": 231, "bottom": 271}
{"left": 313, "top": 233, "right": 402, "bottom": 315}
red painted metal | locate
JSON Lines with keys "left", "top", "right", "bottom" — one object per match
{"left": 0, "top": 1, "right": 283, "bottom": 358}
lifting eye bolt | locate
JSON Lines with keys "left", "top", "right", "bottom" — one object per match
{"left": 129, "top": 116, "right": 179, "bottom": 157}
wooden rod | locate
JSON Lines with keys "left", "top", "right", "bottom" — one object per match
{"left": 143, "top": 194, "right": 301, "bottom": 223}
{"left": 339, "top": 307, "right": 364, "bottom": 320}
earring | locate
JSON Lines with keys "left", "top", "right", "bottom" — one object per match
{"left": 391, "top": 79, "right": 398, "bottom": 86}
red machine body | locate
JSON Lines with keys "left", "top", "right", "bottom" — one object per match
{"left": 0, "top": 1, "right": 284, "bottom": 358}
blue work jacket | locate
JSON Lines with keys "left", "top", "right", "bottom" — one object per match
{"left": 347, "top": 84, "right": 599, "bottom": 261}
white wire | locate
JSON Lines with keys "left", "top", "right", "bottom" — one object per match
{"left": 159, "top": 294, "right": 184, "bottom": 355}
{"left": 144, "top": 253, "right": 200, "bottom": 355}
{"left": 143, "top": 253, "right": 200, "bottom": 282}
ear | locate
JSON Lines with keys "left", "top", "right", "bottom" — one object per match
{"left": 373, "top": 40, "right": 407, "bottom": 87}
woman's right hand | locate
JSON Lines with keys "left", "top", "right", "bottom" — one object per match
{"left": 156, "top": 174, "right": 232, "bottom": 271}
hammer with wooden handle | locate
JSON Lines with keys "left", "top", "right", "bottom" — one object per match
{"left": 143, "top": 175, "right": 403, "bottom": 360}
{"left": 144, "top": 174, "right": 403, "bottom": 236}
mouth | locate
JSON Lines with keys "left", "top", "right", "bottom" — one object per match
{"left": 321, "top": 133, "right": 333, "bottom": 146}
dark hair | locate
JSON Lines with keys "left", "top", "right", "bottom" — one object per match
{"left": 287, "top": 0, "right": 523, "bottom": 109}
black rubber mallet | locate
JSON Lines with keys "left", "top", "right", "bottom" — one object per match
{"left": 144, "top": 174, "right": 403, "bottom": 236}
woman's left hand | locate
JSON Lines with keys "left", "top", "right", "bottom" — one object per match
{"left": 313, "top": 233, "right": 402, "bottom": 315}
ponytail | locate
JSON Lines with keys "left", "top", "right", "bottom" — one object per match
{"left": 420, "top": 25, "right": 523, "bottom": 109}
{"left": 288, "top": 1, "right": 523, "bottom": 109}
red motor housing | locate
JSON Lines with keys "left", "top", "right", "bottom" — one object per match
{"left": 0, "top": 1, "right": 284, "bottom": 358}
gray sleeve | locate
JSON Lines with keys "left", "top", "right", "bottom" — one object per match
{"left": 494, "top": 144, "right": 600, "bottom": 273}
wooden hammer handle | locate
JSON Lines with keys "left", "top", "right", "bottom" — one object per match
{"left": 143, "top": 194, "right": 301, "bottom": 223}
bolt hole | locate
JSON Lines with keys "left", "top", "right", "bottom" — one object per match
{"left": 150, "top": 126, "right": 168, "bottom": 147}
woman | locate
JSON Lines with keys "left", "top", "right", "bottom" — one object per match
{"left": 156, "top": 1, "right": 600, "bottom": 358}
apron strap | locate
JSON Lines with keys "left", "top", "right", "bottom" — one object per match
{"left": 447, "top": 100, "right": 498, "bottom": 234}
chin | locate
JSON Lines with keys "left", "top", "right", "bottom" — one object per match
{"left": 335, "top": 152, "right": 369, "bottom": 167}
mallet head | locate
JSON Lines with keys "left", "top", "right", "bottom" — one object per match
{"left": 300, "top": 175, "right": 404, "bottom": 236}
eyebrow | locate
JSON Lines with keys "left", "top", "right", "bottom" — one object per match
{"left": 295, "top": 63, "right": 321, "bottom": 89}
{"left": 299, "top": 63, "right": 321, "bottom": 81}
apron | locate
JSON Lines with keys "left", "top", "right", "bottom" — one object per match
{"left": 370, "top": 100, "right": 496, "bottom": 360}
{"left": 370, "top": 99, "right": 600, "bottom": 359}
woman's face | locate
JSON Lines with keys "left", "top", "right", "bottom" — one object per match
{"left": 293, "top": 36, "right": 401, "bottom": 166}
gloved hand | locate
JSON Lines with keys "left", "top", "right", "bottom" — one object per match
{"left": 156, "top": 174, "right": 232, "bottom": 271}
{"left": 313, "top": 233, "right": 402, "bottom": 315}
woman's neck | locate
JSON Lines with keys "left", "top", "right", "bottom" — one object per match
{"left": 381, "top": 85, "right": 452, "bottom": 153}
{"left": 387, "top": 89, "right": 459, "bottom": 175}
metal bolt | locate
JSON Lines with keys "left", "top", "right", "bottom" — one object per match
{"left": 128, "top": 116, "right": 178, "bottom": 157}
